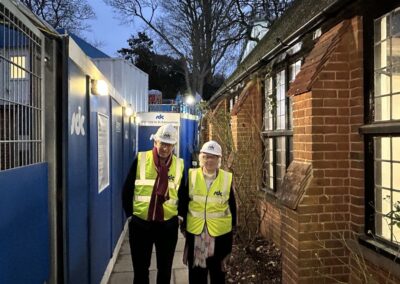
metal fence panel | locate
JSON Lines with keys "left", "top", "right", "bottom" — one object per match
{"left": 0, "top": 2, "right": 43, "bottom": 171}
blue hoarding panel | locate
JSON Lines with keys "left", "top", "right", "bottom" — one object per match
{"left": 66, "top": 61, "right": 90, "bottom": 284}
{"left": 89, "top": 95, "right": 112, "bottom": 284}
{"left": 179, "top": 117, "right": 198, "bottom": 179}
{"left": 0, "top": 164, "right": 49, "bottom": 284}
{"left": 138, "top": 126, "right": 158, "bottom": 152}
{"left": 111, "top": 99, "right": 124, "bottom": 249}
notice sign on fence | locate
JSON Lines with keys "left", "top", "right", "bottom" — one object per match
{"left": 98, "top": 113, "right": 110, "bottom": 193}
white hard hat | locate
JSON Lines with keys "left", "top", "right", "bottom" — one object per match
{"left": 200, "top": 140, "right": 222, "bottom": 157}
{"left": 151, "top": 124, "right": 178, "bottom": 144}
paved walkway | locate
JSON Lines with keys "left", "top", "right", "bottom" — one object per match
{"left": 108, "top": 229, "right": 188, "bottom": 284}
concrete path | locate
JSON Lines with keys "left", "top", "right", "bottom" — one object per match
{"left": 108, "top": 229, "right": 188, "bottom": 284}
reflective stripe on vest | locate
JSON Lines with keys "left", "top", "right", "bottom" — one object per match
{"left": 186, "top": 168, "right": 232, "bottom": 237}
{"left": 188, "top": 208, "right": 231, "bottom": 219}
{"left": 135, "top": 195, "right": 178, "bottom": 206}
{"left": 133, "top": 150, "right": 183, "bottom": 220}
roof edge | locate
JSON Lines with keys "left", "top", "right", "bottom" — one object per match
{"left": 208, "top": 0, "right": 348, "bottom": 107}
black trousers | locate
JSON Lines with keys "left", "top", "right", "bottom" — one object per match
{"left": 188, "top": 256, "right": 225, "bottom": 284}
{"left": 186, "top": 232, "right": 233, "bottom": 284}
{"left": 129, "top": 215, "right": 179, "bottom": 284}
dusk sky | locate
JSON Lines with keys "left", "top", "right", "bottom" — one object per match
{"left": 83, "top": 0, "right": 139, "bottom": 57}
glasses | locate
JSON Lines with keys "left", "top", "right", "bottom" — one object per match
{"left": 156, "top": 141, "right": 174, "bottom": 148}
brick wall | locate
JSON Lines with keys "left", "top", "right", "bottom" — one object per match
{"left": 281, "top": 17, "right": 363, "bottom": 283}
{"left": 232, "top": 82, "right": 263, "bottom": 232}
{"left": 207, "top": 14, "right": 399, "bottom": 284}
{"left": 209, "top": 82, "right": 263, "bottom": 235}
{"left": 259, "top": 199, "right": 282, "bottom": 247}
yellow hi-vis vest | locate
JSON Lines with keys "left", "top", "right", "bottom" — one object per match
{"left": 133, "top": 150, "right": 184, "bottom": 221}
{"left": 187, "top": 168, "right": 233, "bottom": 237}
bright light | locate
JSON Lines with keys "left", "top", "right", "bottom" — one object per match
{"left": 10, "top": 56, "right": 26, "bottom": 79}
{"left": 135, "top": 116, "right": 142, "bottom": 124}
{"left": 125, "top": 105, "right": 134, "bottom": 116}
{"left": 91, "top": 79, "right": 108, "bottom": 96}
{"left": 185, "top": 95, "right": 195, "bottom": 105}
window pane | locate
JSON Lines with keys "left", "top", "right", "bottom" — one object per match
{"left": 375, "top": 95, "right": 391, "bottom": 121}
{"left": 375, "top": 161, "right": 391, "bottom": 188}
{"left": 375, "top": 41, "right": 390, "bottom": 69}
{"left": 276, "top": 137, "right": 286, "bottom": 189}
{"left": 375, "top": 70, "right": 391, "bottom": 97}
{"left": 393, "top": 224, "right": 400, "bottom": 244}
{"left": 375, "top": 214, "right": 392, "bottom": 241}
{"left": 264, "top": 77, "right": 273, "bottom": 131}
{"left": 392, "top": 65, "right": 400, "bottom": 93}
{"left": 392, "top": 9, "right": 400, "bottom": 36}
{"left": 392, "top": 94, "right": 400, "bottom": 120}
{"left": 393, "top": 162, "right": 400, "bottom": 190}
{"left": 393, "top": 137, "right": 400, "bottom": 161}
{"left": 289, "top": 60, "right": 302, "bottom": 82}
{"left": 375, "top": 15, "right": 389, "bottom": 43}
{"left": 375, "top": 137, "right": 391, "bottom": 160}
{"left": 264, "top": 138, "right": 274, "bottom": 191}
{"left": 392, "top": 38, "right": 400, "bottom": 66}
{"left": 276, "top": 70, "right": 286, "bottom": 130}
{"left": 376, "top": 188, "right": 392, "bottom": 214}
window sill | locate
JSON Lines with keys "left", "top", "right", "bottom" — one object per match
{"left": 261, "top": 130, "right": 293, "bottom": 137}
{"left": 359, "top": 122, "right": 400, "bottom": 135}
{"left": 355, "top": 235, "right": 400, "bottom": 279}
{"left": 258, "top": 188, "right": 279, "bottom": 203}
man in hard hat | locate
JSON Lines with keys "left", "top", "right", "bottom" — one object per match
{"left": 178, "top": 140, "right": 237, "bottom": 284}
{"left": 122, "top": 123, "right": 184, "bottom": 284}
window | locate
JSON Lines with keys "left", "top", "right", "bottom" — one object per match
{"left": 374, "top": 137, "right": 400, "bottom": 244}
{"left": 363, "top": 7, "right": 400, "bottom": 248}
{"left": 262, "top": 60, "right": 301, "bottom": 191}
{"left": 374, "top": 10, "right": 400, "bottom": 121}
{"left": 229, "top": 98, "right": 234, "bottom": 112}
{"left": 10, "top": 56, "right": 27, "bottom": 79}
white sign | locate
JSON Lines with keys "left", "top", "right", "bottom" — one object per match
{"left": 98, "top": 113, "right": 110, "bottom": 193}
{"left": 71, "top": 106, "right": 86, "bottom": 136}
{"left": 136, "top": 112, "right": 180, "bottom": 126}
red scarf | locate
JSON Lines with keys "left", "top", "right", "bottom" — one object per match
{"left": 147, "top": 147, "right": 172, "bottom": 221}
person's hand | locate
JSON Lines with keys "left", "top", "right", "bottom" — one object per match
{"left": 178, "top": 216, "right": 186, "bottom": 237}
{"left": 180, "top": 228, "right": 186, "bottom": 238}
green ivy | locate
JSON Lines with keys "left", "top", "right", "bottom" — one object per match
{"left": 388, "top": 201, "right": 400, "bottom": 229}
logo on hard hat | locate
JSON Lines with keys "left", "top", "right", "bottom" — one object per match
{"left": 208, "top": 145, "right": 215, "bottom": 150}
{"left": 163, "top": 133, "right": 171, "bottom": 139}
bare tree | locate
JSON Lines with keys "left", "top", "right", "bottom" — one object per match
{"left": 234, "top": 0, "right": 293, "bottom": 43}
{"left": 20, "top": 0, "right": 95, "bottom": 34}
{"left": 105, "top": 0, "right": 243, "bottom": 99}
{"left": 105, "top": 0, "right": 292, "bottom": 99}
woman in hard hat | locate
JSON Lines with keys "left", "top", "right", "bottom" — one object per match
{"left": 122, "top": 123, "right": 185, "bottom": 284}
{"left": 179, "top": 140, "right": 237, "bottom": 284}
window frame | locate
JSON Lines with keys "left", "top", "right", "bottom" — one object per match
{"left": 261, "top": 59, "right": 301, "bottom": 192}
{"left": 362, "top": 3, "right": 400, "bottom": 253}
